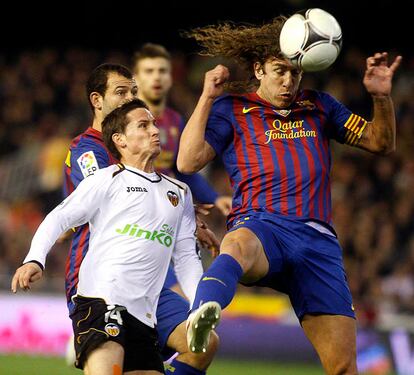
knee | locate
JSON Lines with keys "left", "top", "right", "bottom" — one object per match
{"left": 194, "top": 331, "right": 219, "bottom": 368}
{"left": 222, "top": 230, "right": 261, "bottom": 273}
{"left": 326, "top": 353, "right": 357, "bottom": 375}
{"left": 207, "top": 331, "right": 219, "bottom": 357}
{"left": 179, "top": 331, "right": 219, "bottom": 370}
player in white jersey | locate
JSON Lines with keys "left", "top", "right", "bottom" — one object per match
{"left": 11, "top": 98, "right": 203, "bottom": 375}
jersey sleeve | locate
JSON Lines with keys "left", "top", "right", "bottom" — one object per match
{"left": 69, "top": 139, "right": 111, "bottom": 187}
{"left": 173, "top": 169, "right": 218, "bottom": 204}
{"left": 172, "top": 187, "right": 203, "bottom": 304}
{"left": 205, "top": 96, "right": 234, "bottom": 155}
{"left": 23, "top": 170, "right": 109, "bottom": 268}
{"left": 320, "top": 91, "right": 368, "bottom": 146}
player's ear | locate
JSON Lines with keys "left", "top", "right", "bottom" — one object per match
{"left": 254, "top": 62, "right": 264, "bottom": 80}
{"left": 112, "top": 133, "right": 126, "bottom": 149}
{"left": 90, "top": 92, "right": 103, "bottom": 111}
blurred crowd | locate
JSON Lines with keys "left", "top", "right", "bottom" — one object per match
{"left": 0, "top": 46, "right": 413, "bottom": 328}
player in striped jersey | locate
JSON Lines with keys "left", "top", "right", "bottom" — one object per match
{"left": 12, "top": 99, "right": 203, "bottom": 374}
{"left": 63, "top": 63, "right": 218, "bottom": 375}
{"left": 178, "top": 17, "right": 402, "bottom": 375}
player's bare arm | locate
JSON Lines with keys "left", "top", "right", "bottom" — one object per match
{"left": 11, "top": 262, "right": 43, "bottom": 293}
{"left": 177, "top": 65, "right": 229, "bottom": 173}
{"left": 356, "top": 52, "right": 402, "bottom": 154}
{"left": 214, "top": 195, "right": 232, "bottom": 216}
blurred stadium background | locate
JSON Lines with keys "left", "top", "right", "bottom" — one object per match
{"left": 0, "top": 0, "right": 412, "bottom": 374}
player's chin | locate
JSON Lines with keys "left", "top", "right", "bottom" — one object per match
{"left": 275, "top": 97, "right": 294, "bottom": 108}
{"left": 152, "top": 145, "right": 161, "bottom": 156}
{"left": 149, "top": 92, "right": 164, "bottom": 102}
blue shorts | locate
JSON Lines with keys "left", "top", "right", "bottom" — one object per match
{"left": 156, "top": 287, "right": 189, "bottom": 359}
{"left": 229, "top": 213, "right": 355, "bottom": 321}
{"left": 163, "top": 264, "right": 178, "bottom": 289}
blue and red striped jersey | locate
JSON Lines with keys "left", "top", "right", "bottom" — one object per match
{"left": 63, "top": 127, "right": 118, "bottom": 311}
{"left": 63, "top": 127, "right": 118, "bottom": 195}
{"left": 154, "top": 107, "right": 184, "bottom": 175}
{"left": 205, "top": 89, "right": 367, "bottom": 227}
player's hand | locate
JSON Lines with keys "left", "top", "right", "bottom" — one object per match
{"left": 194, "top": 203, "right": 214, "bottom": 216}
{"left": 202, "top": 65, "right": 230, "bottom": 100}
{"left": 363, "top": 52, "right": 402, "bottom": 97}
{"left": 214, "top": 195, "right": 232, "bottom": 216}
{"left": 196, "top": 216, "right": 220, "bottom": 258}
{"left": 11, "top": 262, "right": 43, "bottom": 293}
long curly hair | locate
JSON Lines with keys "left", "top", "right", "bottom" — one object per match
{"left": 182, "top": 16, "right": 287, "bottom": 91}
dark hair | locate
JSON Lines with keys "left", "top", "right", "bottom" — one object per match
{"left": 182, "top": 17, "right": 287, "bottom": 91}
{"left": 86, "top": 63, "right": 133, "bottom": 112}
{"left": 102, "top": 98, "right": 149, "bottom": 160}
{"left": 132, "top": 43, "right": 171, "bottom": 73}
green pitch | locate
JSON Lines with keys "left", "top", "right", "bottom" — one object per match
{"left": 210, "top": 358, "right": 324, "bottom": 374}
{"left": 0, "top": 355, "right": 324, "bottom": 374}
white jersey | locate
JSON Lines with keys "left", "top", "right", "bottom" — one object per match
{"left": 24, "top": 164, "right": 203, "bottom": 327}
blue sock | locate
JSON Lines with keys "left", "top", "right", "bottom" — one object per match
{"left": 192, "top": 254, "right": 243, "bottom": 311}
{"left": 165, "top": 358, "right": 206, "bottom": 375}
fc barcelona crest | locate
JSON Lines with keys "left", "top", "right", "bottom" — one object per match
{"left": 167, "top": 191, "right": 179, "bottom": 207}
{"left": 272, "top": 109, "right": 291, "bottom": 117}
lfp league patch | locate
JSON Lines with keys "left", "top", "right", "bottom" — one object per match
{"left": 77, "top": 151, "right": 99, "bottom": 178}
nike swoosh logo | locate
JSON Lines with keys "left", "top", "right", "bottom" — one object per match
{"left": 202, "top": 276, "right": 227, "bottom": 287}
{"left": 242, "top": 106, "right": 261, "bottom": 114}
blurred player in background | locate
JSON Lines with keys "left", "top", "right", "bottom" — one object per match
{"left": 63, "top": 63, "right": 218, "bottom": 375}
{"left": 177, "top": 16, "right": 402, "bottom": 375}
{"left": 12, "top": 98, "right": 203, "bottom": 374}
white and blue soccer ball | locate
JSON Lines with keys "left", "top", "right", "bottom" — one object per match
{"left": 279, "top": 8, "right": 342, "bottom": 72}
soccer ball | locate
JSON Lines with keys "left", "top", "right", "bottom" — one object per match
{"left": 279, "top": 8, "right": 342, "bottom": 72}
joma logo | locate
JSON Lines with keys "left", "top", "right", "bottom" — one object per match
{"left": 126, "top": 186, "right": 148, "bottom": 193}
